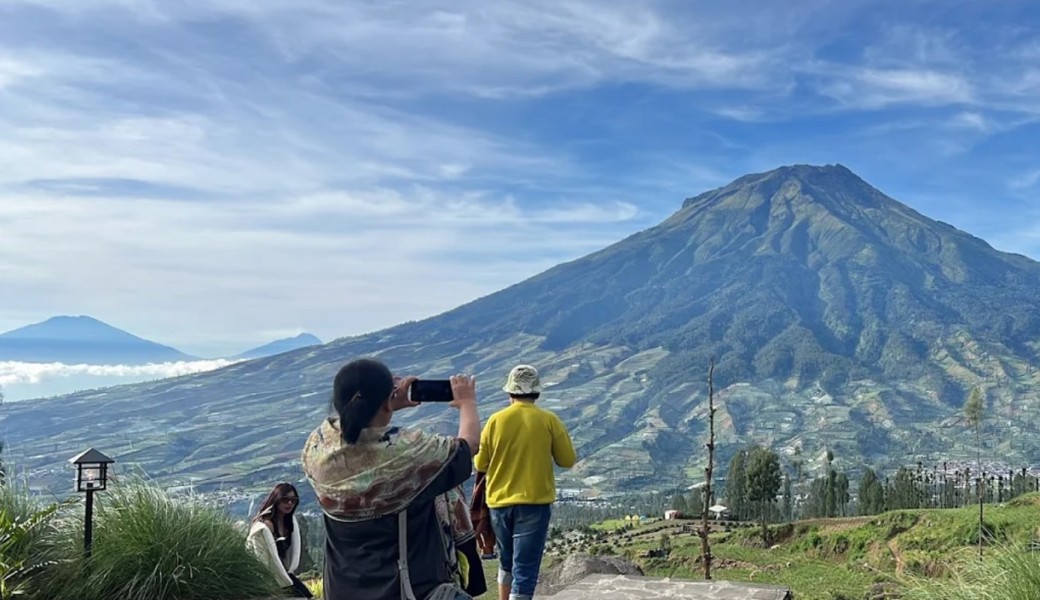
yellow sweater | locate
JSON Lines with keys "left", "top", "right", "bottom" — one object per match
{"left": 474, "top": 401, "right": 577, "bottom": 508}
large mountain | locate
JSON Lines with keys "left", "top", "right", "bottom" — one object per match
{"left": 0, "top": 316, "right": 196, "bottom": 364}
{"left": 4, "top": 165, "right": 1040, "bottom": 497}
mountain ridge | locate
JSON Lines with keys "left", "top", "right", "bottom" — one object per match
{"left": 4, "top": 165, "right": 1039, "bottom": 496}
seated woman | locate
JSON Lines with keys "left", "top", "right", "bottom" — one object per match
{"left": 302, "top": 358, "right": 481, "bottom": 600}
{"left": 246, "top": 483, "right": 313, "bottom": 598}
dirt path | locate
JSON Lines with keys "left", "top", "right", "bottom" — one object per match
{"left": 796, "top": 516, "right": 873, "bottom": 532}
{"left": 886, "top": 538, "right": 906, "bottom": 576}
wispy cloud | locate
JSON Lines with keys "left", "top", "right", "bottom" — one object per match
{"left": 0, "top": 183, "right": 650, "bottom": 356}
{"left": 3, "top": 1, "right": 793, "bottom": 98}
{"left": 949, "top": 111, "right": 993, "bottom": 133}
{"left": 1, "top": 0, "right": 1039, "bottom": 358}
{"left": 1010, "top": 169, "right": 1040, "bottom": 191}
{"left": 820, "top": 68, "right": 974, "bottom": 109}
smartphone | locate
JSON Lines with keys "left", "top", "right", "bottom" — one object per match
{"left": 409, "top": 379, "right": 454, "bottom": 403}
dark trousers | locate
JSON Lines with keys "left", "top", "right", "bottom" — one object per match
{"left": 287, "top": 573, "right": 314, "bottom": 598}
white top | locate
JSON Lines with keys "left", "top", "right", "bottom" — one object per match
{"left": 246, "top": 514, "right": 301, "bottom": 588}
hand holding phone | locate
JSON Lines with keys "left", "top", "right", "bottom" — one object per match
{"left": 449, "top": 374, "right": 477, "bottom": 409}
{"left": 390, "top": 376, "right": 420, "bottom": 411}
{"left": 409, "top": 379, "right": 454, "bottom": 403}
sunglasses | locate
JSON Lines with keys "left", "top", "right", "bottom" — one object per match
{"left": 278, "top": 496, "right": 299, "bottom": 504}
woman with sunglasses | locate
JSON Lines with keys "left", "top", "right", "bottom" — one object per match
{"left": 246, "top": 482, "right": 313, "bottom": 598}
{"left": 302, "top": 358, "right": 481, "bottom": 600}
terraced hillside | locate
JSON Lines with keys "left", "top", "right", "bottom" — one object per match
{"left": 5, "top": 164, "right": 1040, "bottom": 497}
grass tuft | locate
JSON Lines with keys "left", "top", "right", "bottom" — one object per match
{"left": 0, "top": 475, "right": 69, "bottom": 600}
{"left": 903, "top": 545, "right": 1040, "bottom": 600}
{"left": 36, "top": 477, "right": 281, "bottom": 600}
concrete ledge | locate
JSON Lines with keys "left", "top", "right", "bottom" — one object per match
{"left": 547, "top": 574, "right": 792, "bottom": 599}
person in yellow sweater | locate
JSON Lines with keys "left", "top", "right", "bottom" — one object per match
{"left": 474, "top": 364, "right": 576, "bottom": 600}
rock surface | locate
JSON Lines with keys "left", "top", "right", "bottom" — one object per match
{"left": 547, "top": 574, "right": 792, "bottom": 599}
{"left": 536, "top": 554, "right": 644, "bottom": 596}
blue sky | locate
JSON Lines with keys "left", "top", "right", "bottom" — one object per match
{"left": 0, "top": 0, "right": 1038, "bottom": 357}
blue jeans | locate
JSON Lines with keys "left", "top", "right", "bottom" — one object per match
{"left": 490, "top": 504, "right": 552, "bottom": 599}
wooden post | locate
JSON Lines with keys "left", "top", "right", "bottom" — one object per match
{"left": 84, "top": 488, "right": 95, "bottom": 560}
{"left": 699, "top": 358, "right": 716, "bottom": 580}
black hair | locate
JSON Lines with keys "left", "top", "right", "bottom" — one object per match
{"left": 510, "top": 392, "right": 540, "bottom": 401}
{"left": 252, "top": 482, "right": 299, "bottom": 532}
{"left": 332, "top": 358, "right": 394, "bottom": 445}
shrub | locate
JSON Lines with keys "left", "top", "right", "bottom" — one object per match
{"left": 903, "top": 545, "right": 1040, "bottom": 600}
{"left": 0, "top": 475, "right": 69, "bottom": 600}
{"left": 0, "top": 486, "right": 66, "bottom": 600}
{"left": 37, "top": 479, "right": 280, "bottom": 600}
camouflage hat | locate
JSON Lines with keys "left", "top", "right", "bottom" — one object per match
{"left": 502, "top": 364, "right": 542, "bottom": 395}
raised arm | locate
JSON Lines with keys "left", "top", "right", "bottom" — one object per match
{"left": 451, "top": 374, "right": 480, "bottom": 453}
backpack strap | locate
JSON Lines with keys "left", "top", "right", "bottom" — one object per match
{"left": 398, "top": 510, "right": 417, "bottom": 600}
{"left": 398, "top": 500, "right": 472, "bottom": 600}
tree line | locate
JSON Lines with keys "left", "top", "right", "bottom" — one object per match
{"left": 711, "top": 445, "right": 1040, "bottom": 524}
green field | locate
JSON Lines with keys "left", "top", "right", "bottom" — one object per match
{"left": 530, "top": 494, "right": 1040, "bottom": 600}
{"left": 303, "top": 495, "right": 1040, "bottom": 599}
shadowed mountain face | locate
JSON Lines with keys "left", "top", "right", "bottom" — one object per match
{"left": 5, "top": 165, "right": 1040, "bottom": 497}
{"left": 0, "top": 316, "right": 196, "bottom": 364}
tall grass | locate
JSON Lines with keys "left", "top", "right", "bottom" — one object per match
{"left": 903, "top": 545, "right": 1040, "bottom": 600}
{"left": 37, "top": 479, "right": 281, "bottom": 600}
{"left": 0, "top": 477, "right": 68, "bottom": 600}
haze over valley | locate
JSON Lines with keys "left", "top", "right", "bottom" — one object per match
{"left": 0, "top": 316, "right": 320, "bottom": 401}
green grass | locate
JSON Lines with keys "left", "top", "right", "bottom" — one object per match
{"left": 35, "top": 478, "right": 281, "bottom": 600}
{"left": 0, "top": 475, "right": 70, "bottom": 600}
{"left": 575, "top": 495, "right": 1040, "bottom": 600}
{"left": 590, "top": 518, "right": 632, "bottom": 531}
{"left": 281, "top": 494, "right": 1040, "bottom": 599}
{"left": 0, "top": 484, "right": 67, "bottom": 600}
{"left": 903, "top": 545, "right": 1040, "bottom": 600}
{"left": 622, "top": 527, "right": 882, "bottom": 600}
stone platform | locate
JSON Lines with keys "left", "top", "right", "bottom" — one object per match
{"left": 547, "top": 575, "right": 792, "bottom": 599}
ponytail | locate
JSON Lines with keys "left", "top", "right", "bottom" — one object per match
{"left": 332, "top": 358, "right": 394, "bottom": 445}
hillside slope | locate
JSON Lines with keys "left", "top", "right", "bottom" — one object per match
{"left": 4, "top": 165, "right": 1040, "bottom": 495}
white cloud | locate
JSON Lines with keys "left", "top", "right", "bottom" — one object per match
{"left": 0, "top": 56, "right": 42, "bottom": 89}
{"left": 278, "top": 190, "right": 638, "bottom": 224}
{"left": 1010, "top": 169, "right": 1040, "bottom": 191}
{"left": 949, "top": 111, "right": 992, "bottom": 133}
{"left": 0, "top": 185, "right": 648, "bottom": 356}
{"left": 227, "top": 0, "right": 785, "bottom": 93}
{"left": 2, "top": 0, "right": 1040, "bottom": 359}
{"left": 0, "top": 359, "right": 235, "bottom": 386}
{"left": 0, "top": 34, "right": 653, "bottom": 356}
{"left": 4, "top": 0, "right": 789, "bottom": 97}
{"left": 820, "top": 68, "right": 974, "bottom": 109}
{"left": 711, "top": 106, "right": 768, "bottom": 122}
{"left": 862, "top": 26, "right": 963, "bottom": 68}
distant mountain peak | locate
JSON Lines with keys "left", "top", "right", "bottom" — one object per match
{"left": 4, "top": 315, "right": 145, "bottom": 343}
{"left": 233, "top": 333, "right": 323, "bottom": 360}
{"left": 0, "top": 315, "right": 196, "bottom": 364}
